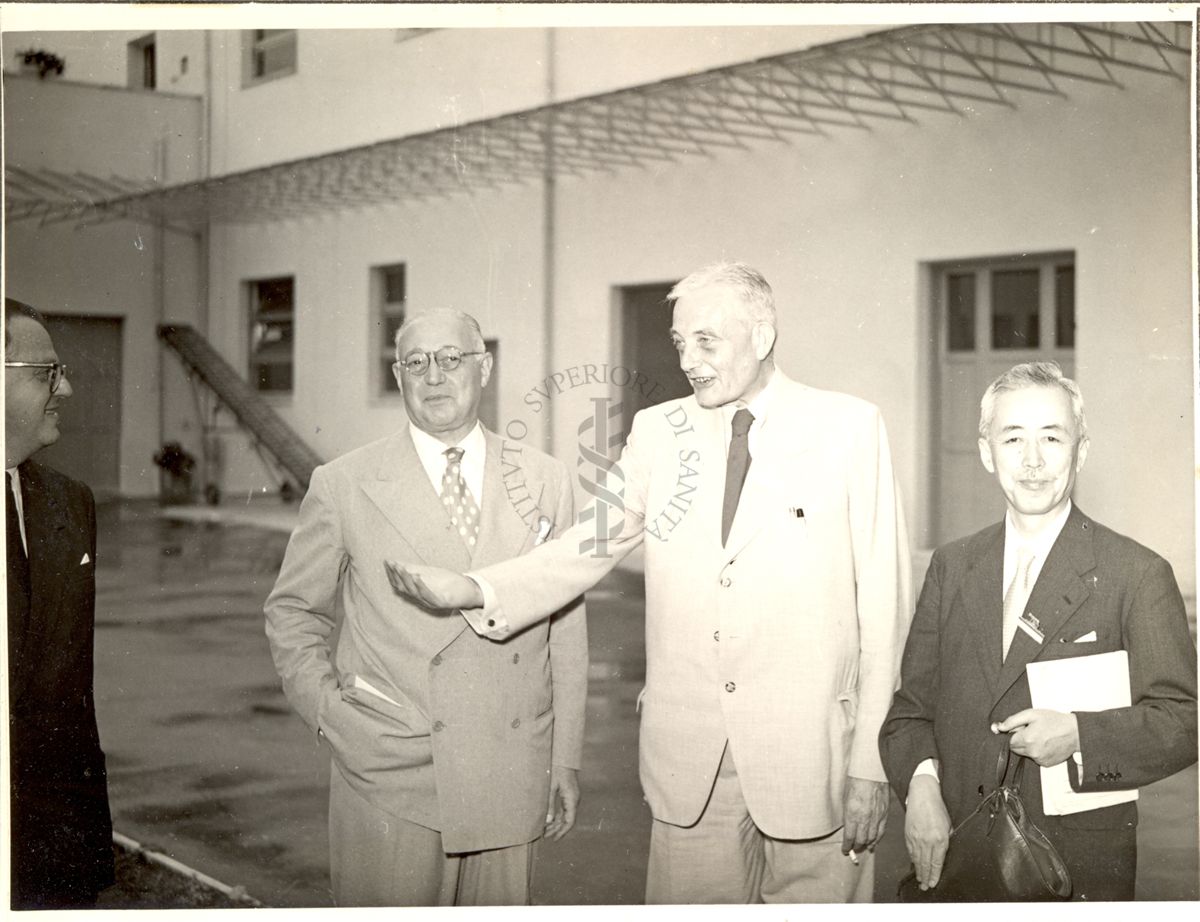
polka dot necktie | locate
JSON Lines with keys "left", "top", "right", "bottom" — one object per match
{"left": 441, "top": 447, "right": 480, "bottom": 549}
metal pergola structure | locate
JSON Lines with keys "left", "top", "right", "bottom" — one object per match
{"left": 5, "top": 20, "right": 1192, "bottom": 228}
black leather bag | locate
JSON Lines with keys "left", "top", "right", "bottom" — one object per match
{"left": 897, "top": 741, "right": 1073, "bottom": 902}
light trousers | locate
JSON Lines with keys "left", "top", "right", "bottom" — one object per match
{"left": 646, "top": 742, "right": 873, "bottom": 904}
{"left": 328, "top": 766, "right": 533, "bottom": 906}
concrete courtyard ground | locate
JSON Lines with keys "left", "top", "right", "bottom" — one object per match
{"left": 90, "top": 499, "right": 1198, "bottom": 906}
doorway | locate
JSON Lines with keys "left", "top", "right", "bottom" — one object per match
{"left": 617, "top": 283, "right": 692, "bottom": 438}
{"left": 931, "top": 252, "right": 1075, "bottom": 544}
{"left": 36, "top": 315, "right": 124, "bottom": 499}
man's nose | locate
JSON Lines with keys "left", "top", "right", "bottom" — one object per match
{"left": 56, "top": 374, "right": 74, "bottom": 399}
{"left": 678, "top": 343, "right": 697, "bottom": 373}
{"left": 425, "top": 360, "right": 447, "bottom": 385}
{"left": 1022, "top": 441, "right": 1043, "bottom": 469}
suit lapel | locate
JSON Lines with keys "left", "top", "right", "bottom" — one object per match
{"left": 723, "top": 376, "right": 809, "bottom": 561}
{"left": 16, "top": 463, "right": 72, "bottom": 700}
{"left": 471, "top": 431, "right": 538, "bottom": 569}
{"left": 995, "top": 506, "right": 1097, "bottom": 700}
{"left": 958, "top": 524, "right": 1006, "bottom": 703}
{"left": 360, "top": 430, "right": 471, "bottom": 572}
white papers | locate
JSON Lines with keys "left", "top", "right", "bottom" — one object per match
{"left": 1026, "top": 650, "right": 1137, "bottom": 816}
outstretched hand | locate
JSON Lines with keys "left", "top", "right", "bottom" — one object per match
{"left": 384, "top": 561, "right": 484, "bottom": 611}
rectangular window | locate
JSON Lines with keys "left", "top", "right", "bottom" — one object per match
{"left": 991, "top": 268, "right": 1041, "bottom": 349}
{"left": 946, "top": 272, "right": 976, "bottom": 352}
{"left": 249, "top": 276, "right": 294, "bottom": 393}
{"left": 1055, "top": 265, "right": 1076, "bottom": 348}
{"left": 373, "top": 263, "right": 407, "bottom": 394}
{"left": 243, "top": 30, "right": 297, "bottom": 86}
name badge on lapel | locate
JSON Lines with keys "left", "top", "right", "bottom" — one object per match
{"left": 1017, "top": 610, "right": 1045, "bottom": 645}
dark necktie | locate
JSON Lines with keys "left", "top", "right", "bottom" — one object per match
{"left": 721, "top": 408, "right": 754, "bottom": 546}
{"left": 7, "top": 471, "right": 31, "bottom": 657}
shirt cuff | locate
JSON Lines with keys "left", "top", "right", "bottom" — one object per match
{"left": 906, "top": 758, "right": 940, "bottom": 804}
{"left": 460, "top": 574, "right": 511, "bottom": 639}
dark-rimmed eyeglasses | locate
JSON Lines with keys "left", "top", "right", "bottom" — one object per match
{"left": 396, "top": 348, "right": 485, "bottom": 376}
{"left": 4, "top": 361, "right": 67, "bottom": 394}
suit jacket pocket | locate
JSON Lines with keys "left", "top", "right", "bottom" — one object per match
{"left": 318, "top": 683, "right": 431, "bottom": 780}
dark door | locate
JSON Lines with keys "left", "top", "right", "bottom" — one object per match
{"left": 36, "top": 315, "right": 123, "bottom": 499}
{"left": 619, "top": 283, "right": 692, "bottom": 438}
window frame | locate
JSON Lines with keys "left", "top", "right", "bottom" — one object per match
{"left": 247, "top": 275, "right": 296, "bottom": 395}
{"left": 242, "top": 29, "right": 298, "bottom": 88}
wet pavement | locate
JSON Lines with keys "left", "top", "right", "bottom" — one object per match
{"left": 92, "top": 500, "right": 1198, "bottom": 906}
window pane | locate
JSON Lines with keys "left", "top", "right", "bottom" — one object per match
{"left": 1055, "top": 265, "right": 1075, "bottom": 348}
{"left": 991, "top": 268, "right": 1039, "bottom": 349}
{"left": 947, "top": 272, "right": 975, "bottom": 351}
{"left": 383, "top": 265, "right": 406, "bottom": 304}
{"left": 250, "top": 277, "right": 294, "bottom": 393}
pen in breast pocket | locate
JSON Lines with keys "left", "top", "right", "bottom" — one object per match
{"left": 535, "top": 516, "right": 553, "bottom": 545}
{"left": 789, "top": 507, "right": 805, "bottom": 518}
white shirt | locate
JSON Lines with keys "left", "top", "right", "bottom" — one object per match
{"left": 7, "top": 466, "right": 27, "bottom": 553}
{"left": 720, "top": 368, "right": 776, "bottom": 460}
{"left": 409, "top": 422, "right": 486, "bottom": 507}
{"left": 1002, "top": 500, "right": 1072, "bottom": 599}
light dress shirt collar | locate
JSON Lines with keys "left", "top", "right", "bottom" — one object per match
{"left": 1002, "top": 499, "right": 1072, "bottom": 595}
{"left": 409, "top": 422, "right": 486, "bottom": 509}
{"left": 720, "top": 368, "right": 777, "bottom": 458}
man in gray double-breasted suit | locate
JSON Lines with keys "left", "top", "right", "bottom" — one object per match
{"left": 265, "top": 308, "right": 587, "bottom": 906}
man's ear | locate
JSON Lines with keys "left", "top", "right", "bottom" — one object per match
{"left": 752, "top": 322, "right": 777, "bottom": 361}
{"left": 391, "top": 361, "right": 404, "bottom": 393}
{"left": 1075, "top": 435, "right": 1090, "bottom": 472}
{"left": 978, "top": 437, "right": 996, "bottom": 474}
{"left": 479, "top": 351, "right": 494, "bottom": 388}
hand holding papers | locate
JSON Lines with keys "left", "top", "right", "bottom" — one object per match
{"left": 1025, "top": 650, "right": 1136, "bottom": 815}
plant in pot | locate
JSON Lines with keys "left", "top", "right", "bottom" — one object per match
{"left": 153, "top": 441, "right": 196, "bottom": 506}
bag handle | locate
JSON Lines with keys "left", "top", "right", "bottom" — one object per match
{"left": 992, "top": 735, "right": 1026, "bottom": 792}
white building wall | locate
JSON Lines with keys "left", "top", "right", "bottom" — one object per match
{"left": 3, "top": 76, "right": 205, "bottom": 496}
{"left": 545, "top": 70, "right": 1194, "bottom": 593}
{"left": 1, "top": 30, "right": 207, "bottom": 95}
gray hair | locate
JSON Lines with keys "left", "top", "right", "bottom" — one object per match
{"left": 5, "top": 297, "right": 47, "bottom": 357}
{"left": 394, "top": 308, "right": 485, "bottom": 361}
{"left": 979, "top": 361, "right": 1087, "bottom": 439}
{"left": 667, "top": 261, "right": 777, "bottom": 328}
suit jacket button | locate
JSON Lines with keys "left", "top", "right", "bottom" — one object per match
{"left": 725, "top": 682, "right": 736, "bottom": 693}
{"left": 433, "top": 720, "right": 445, "bottom": 732}
{"left": 713, "top": 631, "right": 720, "bottom": 642}
{"left": 432, "top": 654, "right": 442, "bottom": 666}
{"left": 512, "top": 653, "right": 520, "bottom": 664}
{"left": 511, "top": 718, "right": 521, "bottom": 729}
{"left": 487, "top": 619, "right": 496, "bottom": 628}
{"left": 720, "top": 577, "right": 732, "bottom": 588}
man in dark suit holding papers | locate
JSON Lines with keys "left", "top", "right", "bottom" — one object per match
{"left": 880, "top": 361, "right": 1197, "bottom": 901}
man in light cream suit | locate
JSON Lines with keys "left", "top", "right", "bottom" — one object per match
{"left": 390, "top": 263, "right": 912, "bottom": 903}
{"left": 265, "top": 309, "right": 587, "bottom": 906}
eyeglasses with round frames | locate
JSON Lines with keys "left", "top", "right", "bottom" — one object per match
{"left": 396, "top": 348, "right": 485, "bottom": 376}
{"left": 4, "top": 361, "right": 67, "bottom": 394}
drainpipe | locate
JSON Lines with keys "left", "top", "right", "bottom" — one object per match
{"left": 155, "top": 136, "right": 167, "bottom": 459}
{"left": 542, "top": 28, "right": 556, "bottom": 450}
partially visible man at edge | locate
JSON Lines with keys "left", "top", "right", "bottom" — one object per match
{"left": 386, "top": 262, "right": 913, "bottom": 903}
{"left": 265, "top": 308, "right": 587, "bottom": 906}
{"left": 880, "top": 361, "right": 1197, "bottom": 900}
{"left": 5, "top": 297, "right": 114, "bottom": 908}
